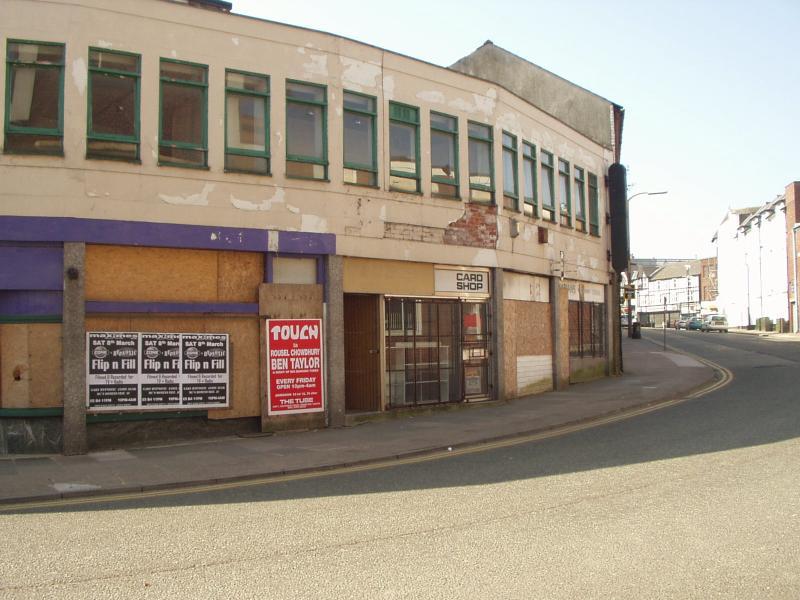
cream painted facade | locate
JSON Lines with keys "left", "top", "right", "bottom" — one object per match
{"left": 0, "top": 0, "right": 621, "bottom": 452}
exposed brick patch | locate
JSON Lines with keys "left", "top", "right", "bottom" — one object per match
{"left": 384, "top": 222, "right": 445, "bottom": 244}
{"left": 443, "top": 203, "right": 498, "bottom": 248}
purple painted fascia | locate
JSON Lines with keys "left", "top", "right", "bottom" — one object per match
{"left": 86, "top": 301, "right": 259, "bottom": 314}
{"left": 0, "top": 246, "right": 63, "bottom": 290}
{"left": 277, "top": 231, "right": 335, "bottom": 255}
{"left": 0, "top": 216, "right": 269, "bottom": 252}
{"left": 0, "top": 291, "right": 63, "bottom": 316}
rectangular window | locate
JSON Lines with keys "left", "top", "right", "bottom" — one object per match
{"left": 558, "top": 158, "right": 571, "bottom": 227}
{"left": 468, "top": 122, "right": 493, "bottom": 202}
{"left": 286, "top": 80, "right": 327, "bottom": 180}
{"left": 540, "top": 150, "right": 556, "bottom": 222}
{"left": 87, "top": 48, "right": 140, "bottom": 161}
{"left": 225, "top": 70, "right": 269, "bottom": 174}
{"left": 502, "top": 131, "right": 518, "bottom": 211}
{"left": 430, "top": 112, "right": 458, "bottom": 198}
{"left": 389, "top": 102, "right": 420, "bottom": 193}
{"left": 4, "top": 40, "right": 65, "bottom": 155}
{"left": 343, "top": 91, "right": 377, "bottom": 186}
{"left": 159, "top": 59, "right": 208, "bottom": 168}
{"left": 522, "top": 142, "right": 537, "bottom": 217}
{"left": 588, "top": 172, "right": 600, "bottom": 236}
{"left": 574, "top": 166, "right": 587, "bottom": 232}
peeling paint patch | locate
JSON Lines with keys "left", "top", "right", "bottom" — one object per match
{"left": 341, "top": 57, "right": 381, "bottom": 89}
{"left": 72, "top": 58, "right": 87, "bottom": 96}
{"left": 416, "top": 90, "right": 445, "bottom": 104}
{"left": 159, "top": 183, "right": 214, "bottom": 207}
{"left": 303, "top": 54, "right": 328, "bottom": 77}
{"left": 301, "top": 214, "right": 328, "bottom": 233}
{"left": 230, "top": 187, "right": 285, "bottom": 211}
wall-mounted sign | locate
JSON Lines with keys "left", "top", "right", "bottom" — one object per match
{"left": 434, "top": 266, "right": 491, "bottom": 298}
{"left": 86, "top": 332, "right": 229, "bottom": 411}
{"left": 266, "top": 318, "right": 325, "bottom": 415}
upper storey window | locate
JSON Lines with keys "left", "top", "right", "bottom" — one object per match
{"left": 225, "top": 70, "right": 270, "bottom": 174}
{"left": 588, "top": 172, "right": 601, "bottom": 237}
{"left": 430, "top": 112, "right": 458, "bottom": 199}
{"left": 87, "top": 49, "right": 140, "bottom": 161}
{"left": 4, "top": 40, "right": 64, "bottom": 155}
{"left": 522, "top": 142, "right": 537, "bottom": 218}
{"left": 540, "top": 150, "right": 556, "bottom": 222}
{"left": 159, "top": 59, "right": 208, "bottom": 168}
{"left": 389, "top": 102, "right": 420, "bottom": 193}
{"left": 574, "top": 166, "right": 587, "bottom": 232}
{"left": 343, "top": 91, "right": 377, "bottom": 186}
{"left": 558, "top": 158, "right": 571, "bottom": 227}
{"left": 502, "top": 131, "right": 518, "bottom": 211}
{"left": 468, "top": 122, "right": 494, "bottom": 203}
{"left": 286, "top": 80, "right": 327, "bottom": 180}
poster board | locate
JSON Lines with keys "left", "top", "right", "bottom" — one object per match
{"left": 86, "top": 332, "right": 229, "bottom": 411}
{"left": 266, "top": 318, "right": 324, "bottom": 415}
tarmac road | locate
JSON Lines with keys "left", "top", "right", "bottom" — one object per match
{"left": 1, "top": 330, "right": 799, "bottom": 599}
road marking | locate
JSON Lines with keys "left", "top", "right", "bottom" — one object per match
{"left": 1, "top": 352, "right": 733, "bottom": 513}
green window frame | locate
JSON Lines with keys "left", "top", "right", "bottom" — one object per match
{"left": 225, "top": 69, "right": 270, "bottom": 175}
{"left": 4, "top": 39, "right": 65, "bottom": 155}
{"left": 588, "top": 172, "right": 600, "bottom": 236}
{"left": 389, "top": 101, "right": 420, "bottom": 193}
{"left": 343, "top": 90, "right": 377, "bottom": 187}
{"left": 558, "top": 158, "right": 571, "bottom": 227}
{"left": 574, "top": 166, "right": 587, "bottom": 232}
{"left": 502, "top": 131, "right": 519, "bottom": 211}
{"left": 87, "top": 48, "right": 140, "bottom": 162}
{"left": 522, "top": 141, "right": 537, "bottom": 218}
{"left": 468, "top": 121, "right": 494, "bottom": 203}
{"left": 430, "top": 111, "right": 459, "bottom": 199}
{"left": 540, "top": 150, "right": 556, "bottom": 222}
{"left": 159, "top": 58, "right": 208, "bottom": 168}
{"left": 285, "top": 79, "right": 328, "bottom": 180}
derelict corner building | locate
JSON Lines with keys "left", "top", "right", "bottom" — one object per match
{"left": 0, "top": 0, "right": 629, "bottom": 454}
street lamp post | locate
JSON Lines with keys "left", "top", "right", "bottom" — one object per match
{"left": 626, "top": 191, "right": 668, "bottom": 338}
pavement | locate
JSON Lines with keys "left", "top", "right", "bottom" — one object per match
{"left": 0, "top": 336, "right": 724, "bottom": 506}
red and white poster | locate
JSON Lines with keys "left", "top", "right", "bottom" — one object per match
{"left": 266, "top": 318, "right": 325, "bottom": 415}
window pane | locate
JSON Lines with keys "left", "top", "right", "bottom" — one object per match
{"left": 161, "top": 62, "right": 205, "bottom": 83}
{"left": 469, "top": 138, "right": 491, "bottom": 185}
{"left": 503, "top": 147, "right": 515, "bottom": 195}
{"left": 9, "top": 66, "right": 60, "bottom": 129}
{"left": 8, "top": 43, "right": 63, "bottom": 64}
{"left": 286, "top": 102, "right": 323, "bottom": 159}
{"left": 226, "top": 94, "right": 266, "bottom": 150}
{"left": 431, "top": 130, "right": 456, "bottom": 180}
{"left": 161, "top": 82, "right": 203, "bottom": 145}
{"left": 286, "top": 82, "right": 324, "bottom": 103}
{"left": 90, "top": 50, "right": 138, "bottom": 73}
{"left": 226, "top": 72, "right": 268, "bottom": 93}
{"left": 90, "top": 72, "right": 136, "bottom": 136}
{"left": 344, "top": 110, "right": 374, "bottom": 167}
{"left": 344, "top": 92, "right": 374, "bottom": 112}
{"left": 431, "top": 113, "right": 456, "bottom": 131}
{"left": 390, "top": 121, "right": 417, "bottom": 175}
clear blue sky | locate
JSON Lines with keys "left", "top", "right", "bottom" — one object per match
{"left": 234, "top": 0, "right": 799, "bottom": 260}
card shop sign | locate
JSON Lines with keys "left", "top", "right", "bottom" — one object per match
{"left": 86, "top": 332, "right": 229, "bottom": 411}
{"left": 266, "top": 319, "right": 324, "bottom": 415}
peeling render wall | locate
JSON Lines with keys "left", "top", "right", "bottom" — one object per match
{"left": 0, "top": 0, "right": 612, "bottom": 284}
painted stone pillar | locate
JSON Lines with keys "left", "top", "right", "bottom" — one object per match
{"left": 62, "top": 242, "right": 87, "bottom": 455}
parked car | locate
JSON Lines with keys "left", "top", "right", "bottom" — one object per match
{"left": 701, "top": 315, "right": 728, "bottom": 333}
{"left": 687, "top": 317, "right": 704, "bottom": 331}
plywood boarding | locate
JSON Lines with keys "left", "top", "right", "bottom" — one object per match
{"left": 0, "top": 324, "right": 62, "bottom": 408}
{"left": 86, "top": 245, "right": 263, "bottom": 304}
{"left": 85, "top": 315, "right": 261, "bottom": 419}
{"left": 503, "top": 300, "right": 552, "bottom": 398}
{"left": 344, "top": 257, "right": 434, "bottom": 296}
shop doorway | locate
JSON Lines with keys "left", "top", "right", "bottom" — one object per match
{"left": 344, "top": 294, "right": 381, "bottom": 411}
